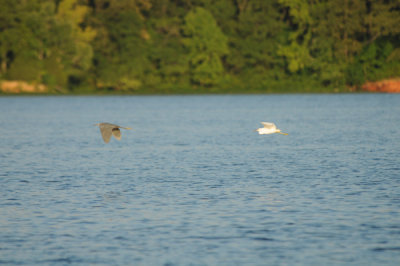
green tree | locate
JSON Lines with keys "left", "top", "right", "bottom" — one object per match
{"left": 0, "top": 0, "right": 54, "bottom": 82}
{"left": 277, "top": 0, "right": 313, "bottom": 73}
{"left": 223, "top": 1, "right": 286, "bottom": 91}
{"left": 56, "top": 0, "right": 96, "bottom": 71}
{"left": 90, "top": 1, "right": 152, "bottom": 91}
{"left": 364, "top": 0, "right": 400, "bottom": 43}
{"left": 0, "top": 0, "right": 96, "bottom": 90}
{"left": 182, "top": 7, "right": 229, "bottom": 86}
{"left": 49, "top": 0, "right": 96, "bottom": 89}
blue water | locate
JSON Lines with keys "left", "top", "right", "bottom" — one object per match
{"left": 0, "top": 95, "right": 399, "bottom": 265}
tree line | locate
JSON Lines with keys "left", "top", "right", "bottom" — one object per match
{"left": 1, "top": 0, "right": 399, "bottom": 93}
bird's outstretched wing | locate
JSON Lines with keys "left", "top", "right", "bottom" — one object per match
{"left": 108, "top": 123, "right": 131, "bottom": 130}
{"left": 99, "top": 124, "right": 112, "bottom": 143}
{"left": 261, "top": 122, "right": 276, "bottom": 129}
{"left": 112, "top": 128, "right": 121, "bottom": 140}
{"left": 96, "top": 122, "right": 131, "bottom": 143}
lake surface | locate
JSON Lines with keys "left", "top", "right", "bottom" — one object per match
{"left": 0, "top": 94, "right": 399, "bottom": 265}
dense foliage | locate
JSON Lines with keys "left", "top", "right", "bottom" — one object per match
{"left": 1, "top": 0, "right": 399, "bottom": 93}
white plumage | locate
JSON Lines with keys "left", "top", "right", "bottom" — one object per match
{"left": 255, "top": 122, "right": 288, "bottom": 135}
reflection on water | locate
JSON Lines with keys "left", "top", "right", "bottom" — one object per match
{"left": 0, "top": 95, "right": 400, "bottom": 265}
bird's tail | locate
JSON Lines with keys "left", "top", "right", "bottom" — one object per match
{"left": 279, "top": 132, "right": 288, "bottom": 135}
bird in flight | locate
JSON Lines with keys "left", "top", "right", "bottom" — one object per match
{"left": 94, "top": 123, "right": 131, "bottom": 143}
{"left": 255, "top": 122, "right": 288, "bottom": 135}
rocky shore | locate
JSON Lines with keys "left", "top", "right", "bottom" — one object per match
{"left": 1, "top": 79, "right": 400, "bottom": 94}
{"left": 0, "top": 81, "right": 47, "bottom": 93}
{"left": 362, "top": 79, "right": 400, "bottom": 93}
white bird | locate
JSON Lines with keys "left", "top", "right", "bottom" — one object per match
{"left": 94, "top": 122, "right": 131, "bottom": 143}
{"left": 255, "top": 122, "right": 288, "bottom": 135}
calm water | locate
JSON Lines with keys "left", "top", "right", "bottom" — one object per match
{"left": 0, "top": 95, "right": 399, "bottom": 265}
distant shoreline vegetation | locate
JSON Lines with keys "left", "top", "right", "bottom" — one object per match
{"left": 1, "top": 79, "right": 400, "bottom": 94}
{"left": 0, "top": 79, "right": 355, "bottom": 94}
{"left": 0, "top": 1, "right": 399, "bottom": 94}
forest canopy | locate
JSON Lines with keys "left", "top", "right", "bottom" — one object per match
{"left": 0, "top": 0, "right": 399, "bottom": 93}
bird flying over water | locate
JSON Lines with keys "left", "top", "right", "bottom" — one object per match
{"left": 255, "top": 122, "right": 288, "bottom": 135}
{"left": 94, "top": 123, "right": 131, "bottom": 143}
